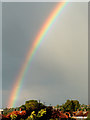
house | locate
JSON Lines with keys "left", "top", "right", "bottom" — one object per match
{"left": 0, "top": 109, "right": 3, "bottom": 115}
{"left": 72, "top": 110, "right": 88, "bottom": 119}
{"left": 59, "top": 111, "right": 69, "bottom": 119}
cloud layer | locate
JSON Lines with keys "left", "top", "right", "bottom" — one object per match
{"left": 2, "top": 2, "right": 88, "bottom": 107}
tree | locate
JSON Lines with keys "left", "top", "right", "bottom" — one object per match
{"left": 25, "top": 100, "right": 45, "bottom": 112}
{"left": 74, "top": 100, "right": 80, "bottom": 111}
{"left": 25, "top": 100, "right": 39, "bottom": 111}
{"left": 20, "top": 105, "right": 26, "bottom": 111}
{"left": 62, "top": 100, "right": 80, "bottom": 116}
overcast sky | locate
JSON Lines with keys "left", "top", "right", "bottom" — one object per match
{"left": 2, "top": 2, "right": 88, "bottom": 108}
{"left": 1, "top": 0, "right": 89, "bottom": 2}
{"left": 0, "top": 1, "right": 2, "bottom": 109}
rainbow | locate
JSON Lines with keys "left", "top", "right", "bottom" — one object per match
{"left": 8, "top": 1, "right": 68, "bottom": 108}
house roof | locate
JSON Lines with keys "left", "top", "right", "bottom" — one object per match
{"left": 74, "top": 111, "right": 88, "bottom": 117}
{"left": 0, "top": 109, "right": 3, "bottom": 111}
{"left": 59, "top": 112, "right": 68, "bottom": 118}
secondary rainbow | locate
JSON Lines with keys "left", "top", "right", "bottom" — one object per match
{"left": 8, "top": 1, "right": 68, "bottom": 108}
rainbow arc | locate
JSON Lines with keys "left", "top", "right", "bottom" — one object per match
{"left": 8, "top": 1, "right": 68, "bottom": 108}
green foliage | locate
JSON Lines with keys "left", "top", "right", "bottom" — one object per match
{"left": 20, "top": 118, "right": 24, "bottom": 120}
{"left": 74, "top": 100, "right": 80, "bottom": 111}
{"left": 3, "top": 108, "right": 15, "bottom": 116}
{"left": 79, "top": 104, "right": 88, "bottom": 111}
{"left": 25, "top": 100, "right": 38, "bottom": 111}
{"left": 25, "top": 100, "right": 45, "bottom": 112}
{"left": 20, "top": 105, "right": 26, "bottom": 110}
{"left": 27, "top": 111, "right": 36, "bottom": 120}
{"left": 60, "top": 105, "right": 63, "bottom": 111}
{"left": 56, "top": 105, "right": 60, "bottom": 109}
{"left": 10, "top": 113, "right": 17, "bottom": 120}
{"left": 25, "top": 100, "right": 38, "bottom": 110}
{"left": 3, "top": 99, "right": 88, "bottom": 120}
{"left": 26, "top": 109, "right": 46, "bottom": 120}
{"left": 87, "top": 106, "right": 90, "bottom": 119}
{"left": 61, "top": 100, "right": 80, "bottom": 115}
{"left": 37, "top": 108, "right": 46, "bottom": 117}
{"left": 55, "top": 118, "right": 58, "bottom": 120}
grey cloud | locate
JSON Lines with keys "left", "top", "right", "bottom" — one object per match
{"left": 2, "top": 2, "right": 88, "bottom": 107}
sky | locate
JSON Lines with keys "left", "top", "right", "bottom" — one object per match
{"left": 0, "top": 2, "right": 2, "bottom": 109}
{"left": 2, "top": 2, "right": 88, "bottom": 108}
{"left": 0, "top": 0, "right": 89, "bottom": 2}
{"left": 89, "top": 1, "right": 90, "bottom": 106}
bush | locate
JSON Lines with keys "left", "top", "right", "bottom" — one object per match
{"left": 26, "top": 109, "right": 46, "bottom": 120}
{"left": 10, "top": 113, "right": 17, "bottom": 120}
